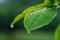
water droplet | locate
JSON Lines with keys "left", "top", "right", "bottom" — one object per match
{"left": 28, "top": 31, "right": 30, "bottom": 34}
{"left": 10, "top": 24, "right": 14, "bottom": 28}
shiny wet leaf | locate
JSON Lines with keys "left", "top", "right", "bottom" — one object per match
{"left": 24, "top": 7, "right": 57, "bottom": 33}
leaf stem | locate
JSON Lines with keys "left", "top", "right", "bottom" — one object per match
{"left": 54, "top": 1, "right": 60, "bottom": 8}
{"left": 44, "top": 0, "right": 60, "bottom": 8}
{"left": 44, "top": 0, "right": 55, "bottom": 6}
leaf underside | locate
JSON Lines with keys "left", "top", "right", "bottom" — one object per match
{"left": 24, "top": 7, "right": 57, "bottom": 33}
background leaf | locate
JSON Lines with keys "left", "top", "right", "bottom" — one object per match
{"left": 55, "top": 24, "right": 60, "bottom": 40}
{"left": 24, "top": 7, "right": 57, "bottom": 33}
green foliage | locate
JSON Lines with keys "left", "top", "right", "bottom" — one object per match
{"left": 11, "top": 3, "right": 45, "bottom": 25}
{"left": 55, "top": 0, "right": 60, "bottom": 7}
{"left": 44, "top": 0, "right": 55, "bottom": 6}
{"left": 11, "top": 0, "right": 59, "bottom": 34}
{"left": 24, "top": 7, "right": 57, "bottom": 33}
{"left": 55, "top": 24, "right": 60, "bottom": 40}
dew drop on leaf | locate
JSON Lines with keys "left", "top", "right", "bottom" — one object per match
{"left": 28, "top": 31, "right": 30, "bottom": 34}
{"left": 10, "top": 24, "right": 14, "bottom": 28}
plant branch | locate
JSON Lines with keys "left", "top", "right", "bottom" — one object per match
{"left": 54, "top": 1, "right": 60, "bottom": 8}
{"left": 44, "top": 0, "right": 55, "bottom": 6}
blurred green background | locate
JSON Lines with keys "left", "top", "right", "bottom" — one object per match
{"left": 0, "top": 0, "right": 60, "bottom": 40}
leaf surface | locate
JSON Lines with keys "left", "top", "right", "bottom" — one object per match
{"left": 24, "top": 7, "right": 57, "bottom": 33}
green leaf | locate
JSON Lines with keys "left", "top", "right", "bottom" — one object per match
{"left": 24, "top": 7, "right": 57, "bottom": 33}
{"left": 55, "top": 24, "right": 60, "bottom": 40}
{"left": 11, "top": 3, "right": 45, "bottom": 25}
